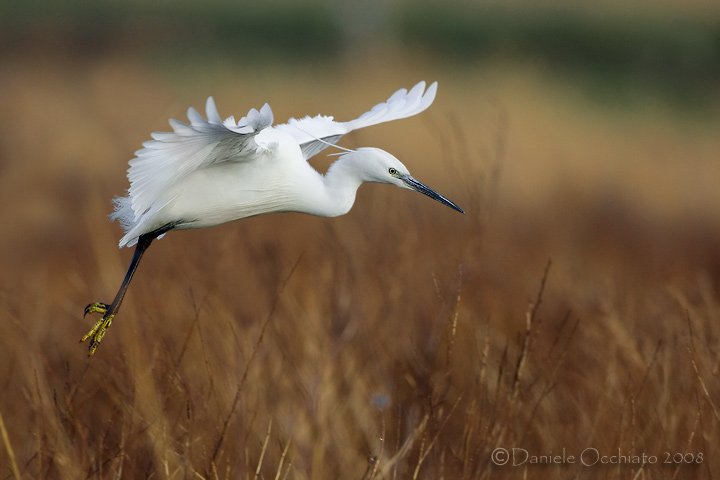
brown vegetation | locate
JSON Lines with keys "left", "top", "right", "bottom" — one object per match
{"left": 1, "top": 55, "right": 719, "bottom": 479}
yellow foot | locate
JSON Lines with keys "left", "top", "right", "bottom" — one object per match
{"left": 84, "top": 302, "right": 109, "bottom": 317}
{"left": 81, "top": 302, "right": 114, "bottom": 356}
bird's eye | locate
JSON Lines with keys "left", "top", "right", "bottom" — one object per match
{"left": 388, "top": 168, "right": 397, "bottom": 175}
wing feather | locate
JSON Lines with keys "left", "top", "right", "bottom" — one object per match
{"left": 126, "top": 97, "right": 274, "bottom": 221}
{"left": 272, "top": 81, "right": 437, "bottom": 160}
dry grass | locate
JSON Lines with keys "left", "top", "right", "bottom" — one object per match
{"left": 1, "top": 54, "right": 719, "bottom": 479}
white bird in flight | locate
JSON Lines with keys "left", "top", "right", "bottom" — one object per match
{"left": 82, "top": 81, "right": 463, "bottom": 355}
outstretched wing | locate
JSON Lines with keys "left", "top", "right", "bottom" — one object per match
{"left": 273, "top": 81, "right": 437, "bottom": 160}
{"left": 126, "top": 98, "right": 274, "bottom": 221}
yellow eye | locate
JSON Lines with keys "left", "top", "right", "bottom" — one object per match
{"left": 388, "top": 168, "right": 397, "bottom": 175}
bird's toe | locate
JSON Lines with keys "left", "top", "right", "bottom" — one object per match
{"left": 80, "top": 314, "right": 115, "bottom": 356}
{"left": 84, "top": 302, "right": 110, "bottom": 317}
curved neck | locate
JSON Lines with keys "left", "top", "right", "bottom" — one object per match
{"left": 316, "top": 153, "right": 366, "bottom": 217}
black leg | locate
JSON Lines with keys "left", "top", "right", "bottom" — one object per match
{"left": 81, "top": 233, "right": 155, "bottom": 355}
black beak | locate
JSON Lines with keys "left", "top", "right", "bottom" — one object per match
{"left": 403, "top": 176, "right": 464, "bottom": 214}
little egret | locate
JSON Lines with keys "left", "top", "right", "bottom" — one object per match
{"left": 82, "top": 81, "right": 463, "bottom": 355}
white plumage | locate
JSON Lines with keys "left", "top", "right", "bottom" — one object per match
{"left": 82, "top": 81, "right": 462, "bottom": 355}
{"left": 111, "top": 81, "right": 447, "bottom": 247}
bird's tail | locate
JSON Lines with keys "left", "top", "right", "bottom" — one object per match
{"left": 109, "top": 195, "right": 135, "bottom": 234}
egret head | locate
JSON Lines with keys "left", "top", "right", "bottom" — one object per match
{"left": 355, "top": 147, "right": 464, "bottom": 214}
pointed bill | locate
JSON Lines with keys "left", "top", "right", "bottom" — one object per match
{"left": 402, "top": 176, "right": 464, "bottom": 213}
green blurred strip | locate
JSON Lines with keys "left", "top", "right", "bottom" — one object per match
{"left": 3, "top": 2, "right": 720, "bottom": 92}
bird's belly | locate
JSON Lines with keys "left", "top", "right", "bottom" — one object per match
{"left": 160, "top": 165, "right": 295, "bottom": 229}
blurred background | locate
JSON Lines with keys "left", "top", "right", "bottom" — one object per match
{"left": 1, "top": 1, "right": 720, "bottom": 478}
{"left": 3, "top": 0, "right": 720, "bottom": 268}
